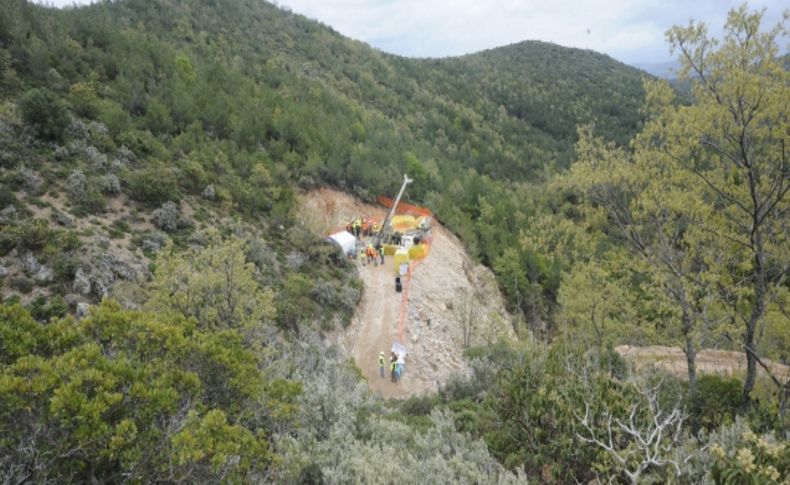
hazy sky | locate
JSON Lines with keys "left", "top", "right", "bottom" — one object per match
{"left": 42, "top": 0, "right": 788, "bottom": 64}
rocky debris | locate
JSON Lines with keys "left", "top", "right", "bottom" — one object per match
{"left": 72, "top": 251, "right": 147, "bottom": 299}
{"left": 76, "top": 302, "right": 90, "bottom": 319}
{"left": 202, "top": 184, "right": 216, "bottom": 200}
{"left": 66, "top": 169, "right": 87, "bottom": 197}
{"left": 53, "top": 211, "right": 74, "bottom": 228}
{"left": 0, "top": 264, "right": 7, "bottom": 277}
{"left": 152, "top": 201, "right": 181, "bottom": 232}
{"left": 73, "top": 267, "right": 92, "bottom": 295}
{"left": 99, "top": 174, "right": 121, "bottom": 194}
{"left": 142, "top": 231, "right": 168, "bottom": 252}
{"left": 104, "top": 255, "right": 137, "bottom": 281}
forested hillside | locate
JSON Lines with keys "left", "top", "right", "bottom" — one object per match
{"left": 0, "top": 0, "right": 649, "bottom": 323}
{"left": 1, "top": 0, "right": 788, "bottom": 482}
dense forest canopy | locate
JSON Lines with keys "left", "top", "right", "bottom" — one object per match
{"left": 0, "top": 0, "right": 788, "bottom": 482}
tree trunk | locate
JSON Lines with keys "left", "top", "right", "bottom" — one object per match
{"left": 742, "top": 234, "right": 767, "bottom": 408}
{"left": 680, "top": 299, "right": 697, "bottom": 394}
{"left": 684, "top": 329, "right": 697, "bottom": 393}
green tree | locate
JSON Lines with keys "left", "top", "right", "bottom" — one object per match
{"left": 646, "top": 6, "right": 790, "bottom": 406}
{"left": 0, "top": 301, "right": 270, "bottom": 483}
{"left": 19, "top": 87, "right": 70, "bottom": 141}
{"left": 68, "top": 81, "right": 100, "bottom": 119}
{"left": 148, "top": 232, "right": 275, "bottom": 337}
{"left": 567, "top": 127, "right": 721, "bottom": 394}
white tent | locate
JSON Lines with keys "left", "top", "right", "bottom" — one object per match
{"left": 328, "top": 230, "right": 356, "bottom": 255}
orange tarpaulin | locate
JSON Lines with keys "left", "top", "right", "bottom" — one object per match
{"left": 376, "top": 196, "right": 433, "bottom": 217}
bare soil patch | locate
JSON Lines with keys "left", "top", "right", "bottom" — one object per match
{"left": 616, "top": 345, "right": 790, "bottom": 381}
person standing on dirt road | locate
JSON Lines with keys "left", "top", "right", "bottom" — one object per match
{"left": 379, "top": 352, "right": 385, "bottom": 378}
{"left": 390, "top": 352, "right": 398, "bottom": 382}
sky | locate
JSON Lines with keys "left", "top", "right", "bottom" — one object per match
{"left": 42, "top": 0, "right": 788, "bottom": 64}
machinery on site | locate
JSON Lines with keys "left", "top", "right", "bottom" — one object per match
{"left": 373, "top": 174, "right": 412, "bottom": 247}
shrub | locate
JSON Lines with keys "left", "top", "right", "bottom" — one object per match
{"left": 0, "top": 183, "right": 15, "bottom": 208}
{"left": 277, "top": 274, "right": 315, "bottom": 330}
{"left": 708, "top": 421, "right": 789, "bottom": 484}
{"left": 0, "top": 232, "right": 14, "bottom": 256}
{"left": 68, "top": 82, "right": 99, "bottom": 119}
{"left": 151, "top": 201, "right": 181, "bottom": 232}
{"left": 688, "top": 375, "right": 742, "bottom": 432}
{"left": 19, "top": 88, "right": 70, "bottom": 142}
{"left": 7, "top": 218, "right": 54, "bottom": 251}
{"left": 27, "top": 295, "right": 69, "bottom": 321}
{"left": 9, "top": 276, "right": 34, "bottom": 293}
{"left": 125, "top": 165, "right": 180, "bottom": 207}
{"left": 53, "top": 254, "right": 79, "bottom": 282}
{"left": 99, "top": 174, "right": 121, "bottom": 194}
{"left": 66, "top": 170, "right": 87, "bottom": 197}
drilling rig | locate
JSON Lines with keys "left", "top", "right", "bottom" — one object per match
{"left": 373, "top": 174, "right": 412, "bottom": 247}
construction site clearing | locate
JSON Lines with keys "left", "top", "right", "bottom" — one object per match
{"left": 326, "top": 184, "right": 436, "bottom": 391}
{"left": 297, "top": 188, "right": 515, "bottom": 399}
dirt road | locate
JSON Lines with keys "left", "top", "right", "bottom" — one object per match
{"left": 351, "top": 257, "right": 413, "bottom": 398}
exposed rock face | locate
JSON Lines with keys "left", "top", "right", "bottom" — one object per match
{"left": 73, "top": 252, "right": 146, "bottom": 299}
{"left": 76, "top": 302, "right": 90, "bottom": 318}
{"left": 23, "top": 252, "right": 53, "bottom": 283}
{"left": 73, "top": 267, "right": 92, "bottom": 295}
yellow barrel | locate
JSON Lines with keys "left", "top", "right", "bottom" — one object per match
{"left": 409, "top": 244, "right": 429, "bottom": 260}
{"left": 383, "top": 244, "right": 399, "bottom": 256}
{"left": 393, "top": 248, "right": 410, "bottom": 276}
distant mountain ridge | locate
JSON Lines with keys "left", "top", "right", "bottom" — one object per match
{"left": 631, "top": 60, "right": 681, "bottom": 79}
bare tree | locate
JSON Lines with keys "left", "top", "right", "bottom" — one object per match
{"left": 575, "top": 378, "right": 688, "bottom": 484}
{"left": 453, "top": 287, "right": 482, "bottom": 349}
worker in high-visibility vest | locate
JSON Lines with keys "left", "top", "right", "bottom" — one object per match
{"left": 390, "top": 354, "right": 398, "bottom": 382}
{"left": 367, "top": 244, "right": 375, "bottom": 265}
